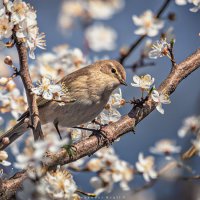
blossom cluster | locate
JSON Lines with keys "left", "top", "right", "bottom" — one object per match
{"left": 175, "top": 0, "right": 200, "bottom": 12}
{"left": 0, "top": 0, "right": 46, "bottom": 59}
{"left": 132, "top": 10, "right": 164, "bottom": 37}
{"left": 58, "top": 0, "right": 124, "bottom": 30}
{"left": 131, "top": 74, "right": 171, "bottom": 114}
{"left": 16, "top": 166, "right": 80, "bottom": 200}
{"left": 0, "top": 79, "right": 27, "bottom": 119}
{"left": 178, "top": 115, "right": 200, "bottom": 156}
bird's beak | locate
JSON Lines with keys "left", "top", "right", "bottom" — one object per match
{"left": 120, "top": 79, "right": 128, "bottom": 86}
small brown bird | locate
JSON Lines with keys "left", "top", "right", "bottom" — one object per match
{"left": 0, "top": 60, "right": 126, "bottom": 150}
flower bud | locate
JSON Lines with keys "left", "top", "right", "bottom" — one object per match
{"left": 4, "top": 56, "right": 13, "bottom": 66}
{"left": 0, "top": 150, "right": 8, "bottom": 161}
{"left": 2, "top": 137, "right": 10, "bottom": 145}
{"left": 120, "top": 47, "right": 128, "bottom": 57}
{"left": 7, "top": 80, "right": 16, "bottom": 91}
{"left": 168, "top": 12, "right": 176, "bottom": 21}
{"left": 0, "top": 77, "right": 8, "bottom": 85}
{"left": 86, "top": 158, "right": 102, "bottom": 172}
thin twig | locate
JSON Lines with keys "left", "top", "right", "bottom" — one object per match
{"left": 118, "top": 0, "right": 171, "bottom": 64}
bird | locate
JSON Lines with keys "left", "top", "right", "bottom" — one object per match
{"left": 0, "top": 60, "right": 127, "bottom": 150}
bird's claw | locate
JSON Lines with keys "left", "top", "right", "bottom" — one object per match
{"left": 63, "top": 144, "right": 77, "bottom": 159}
{"left": 90, "top": 129, "right": 113, "bottom": 147}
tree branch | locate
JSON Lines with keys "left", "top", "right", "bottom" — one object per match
{"left": 1, "top": 48, "right": 200, "bottom": 199}
{"left": 14, "top": 33, "right": 43, "bottom": 140}
{"left": 118, "top": 0, "right": 171, "bottom": 64}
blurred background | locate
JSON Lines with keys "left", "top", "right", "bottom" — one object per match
{"left": 1, "top": 0, "right": 200, "bottom": 199}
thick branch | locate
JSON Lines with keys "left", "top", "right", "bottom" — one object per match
{"left": 14, "top": 36, "right": 43, "bottom": 140}
{"left": 1, "top": 48, "right": 200, "bottom": 199}
{"left": 118, "top": 0, "right": 171, "bottom": 64}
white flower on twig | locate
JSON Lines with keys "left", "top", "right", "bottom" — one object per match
{"left": 90, "top": 174, "right": 113, "bottom": 195}
{"left": 0, "top": 16, "right": 13, "bottom": 40}
{"left": 0, "top": 150, "right": 11, "bottom": 166}
{"left": 136, "top": 153, "right": 157, "bottom": 182}
{"left": 151, "top": 90, "right": 171, "bottom": 114}
{"left": 85, "top": 23, "right": 117, "bottom": 52}
{"left": 150, "top": 139, "right": 181, "bottom": 155}
{"left": 132, "top": 10, "right": 164, "bottom": 37}
{"left": 188, "top": 0, "right": 200, "bottom": 12}
{"left": 28, "top": 32, "right": 46, "bottom": 59}
{"left": 149, "top": 38, "right": 170, "bottom": 59}
{"left": 175, "top": 0, "right": 187, "bottom": 5}
{"left": 14, "top": 140, "right": 46, "bottom": 169}
{"left": 110, "top": 160, "right": 133, "bottom": 190}
{"left": 87, "top": 0, "right": 124, "bottom": 20}
{"left": 7, "top": 0, "right": 29, "bottom": 24}
{"left": 131, "top": 74, "right": 154, "bottom": 90}
{"left": 31, "top": 76, "right": 64, "bottom": 100}
{"left": 44, "top": 167, "right": 78, "bottom": 199}
{"left": 178, "top": 115, "right": 200, "bottom": 138}
{"left": 107, "top": 88, "right": 125, "bottom": 109}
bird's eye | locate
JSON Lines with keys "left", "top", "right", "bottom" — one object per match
{"left": 111, "top": 68, "right": 116, "bottom": 73}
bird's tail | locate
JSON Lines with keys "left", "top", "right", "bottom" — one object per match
{"left": 0, "top": 120, "right": 29, "bottom": 150}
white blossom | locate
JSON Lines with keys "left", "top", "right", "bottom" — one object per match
{"left": 151, "top": 90, "right": 171, "bottom": 114}
{"left": 175, "top": 0, "right": 187, "bottom": 5}
{"left": 98, "top": 108, "right": 121, "bottom": 124}
{"left": 85, "top": 23, "right": 117, "bottom": 52}
{"left": 7, "top": 0, "right": 29, "bottom": 24}
{"left": 89, "top": 147, "right": 133, "bottom": 194}
{"left": 149, "top": 38, "right": 170, "bottom": 59}
{"left": 132, "top": 10, "right": 164, "bottom": 37}
{"left": 87, "top": 0, "right": 124, "bottom": 20}
{"left": 0, "top": 150, "right": 11, "bottom": 166}
{"left": 175, "top": 0, "right": 200, "bottom": 12}
{"left": 14, "top": 140, "right": 46, "bottom": 169}
{"left": 0, "top": 84, "right": 27, "bottom": 119}
{"left": 31, "top": 76, "right": 64, "bottom": 100}
{"left": 0, "top": 1, "right": 6, "bottom": 17}
{"left": 90, "top": 175, "right": 113, "bottom": 195}
{"left": 107, "top": 88, "right": 125, "bottom": 109}
{"left": 44, "top": 167, "right": 78, "bottom": 200}
{"left": 136, "top": 153, "right": 157, "bottom": 182}
{"left": 188, "top": 0, "right": 200, "bottom": 12}
{"left": 110, "top": 160, "right": 133, "bottom": 190}
{"left": 178, "top": 115, "right": 200, "bottom": 138}
{"left": 28, "top": 32, "right": 46, "bottom": 59}
{"left": 58, "top": 0, "right": 125, "bottom": 31}
{"left": 131, "top": 74, "right": 154, "bottom": 90}
{"left": 150, "top": 139, "right": 181, "bottom": 155}
{"left": 0, "top": 16, "right": 13, "bottom": 40}
{"left": 9, "top": 1, "right": 46, "bottom": 59}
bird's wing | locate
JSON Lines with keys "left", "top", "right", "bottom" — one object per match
{"left": 18, "top": 65, "right": 92, "bottom": 121}
{"left": 17, "top": 97, "right": 50, "bottom": 121}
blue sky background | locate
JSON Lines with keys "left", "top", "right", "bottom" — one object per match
{"left": 4, "top": 0, "right": 200, "bottom": 199}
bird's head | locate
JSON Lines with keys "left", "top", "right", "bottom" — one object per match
{"left": 97, "top": 60, "right": 127, "bottom": 89}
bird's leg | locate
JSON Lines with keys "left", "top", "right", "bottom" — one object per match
{"left": 53, "top": 121, "right": 62, "bottom": 140}
{"left": 92, "top": 119, "right": 107, "bottom": 128}
{"left": 63, "top": 134, "right": 77, "bottom": 159}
